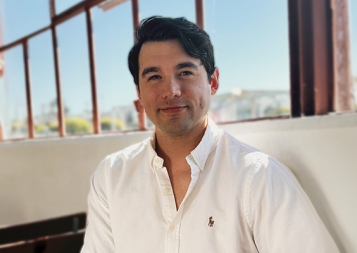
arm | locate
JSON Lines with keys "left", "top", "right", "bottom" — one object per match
{"left": 246, "top": 157, "right": 339, "bottom": 253}
{"left": 81, "top": 159, "right": 115, "bottom": 253}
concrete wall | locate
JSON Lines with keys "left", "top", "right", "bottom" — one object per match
{"left": 0, "top": 114, "right": 356, "bottom": 252}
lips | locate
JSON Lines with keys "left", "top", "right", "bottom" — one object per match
{"left": 160, "top": 106, "right": 187, "bottom": 114}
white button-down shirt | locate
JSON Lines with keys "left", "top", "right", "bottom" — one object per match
{"left": 81, "top": 119, "right": 339, "bottom": 253}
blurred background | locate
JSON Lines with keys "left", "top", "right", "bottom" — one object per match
{"left": 3, "top": 0, "right": 355, "bottom": 139}
{"left": 0, "top": 1, "right": 357, "bottom": 252}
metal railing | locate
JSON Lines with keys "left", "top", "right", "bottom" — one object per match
{"left": 0, "top": 0, "right": 354, "bottom": 141}
{"left": 0, "top": 0, "right": 204, "bottom": 141}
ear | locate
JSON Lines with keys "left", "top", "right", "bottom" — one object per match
{"left": 136, "top": 85, "right": 142, "bottom": 103}
{"left": 210, "top": 68, "right": 219, "bottom": 95}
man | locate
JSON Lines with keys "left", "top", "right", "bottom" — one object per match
{"left": 81, "top": 16, "right": 339, "bottom": 252}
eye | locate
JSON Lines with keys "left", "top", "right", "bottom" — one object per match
{"left": 179, "top": 71, "right": 193, "bottom": 76}
{"left": 148, "top": 75, "right": 161, "bottom": 81}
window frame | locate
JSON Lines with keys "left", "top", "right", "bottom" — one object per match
{"left": 0, "top": 0, "right": 354, "bottom": 142}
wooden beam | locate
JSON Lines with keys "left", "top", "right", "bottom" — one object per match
{"left": 131, "top": 0, "right": 140, "bottom": 41}
{"left": 85, "top": 8, "right": 100, "bottom": 134}
{"left": 331, "top": 0, "right": 354, "bottom": 112}
{"left": 195, "top": 0, "right": 204, "bottom": 29}
{"left": 23, "top": 41, "right": 35, "bottom": 138}
{"left": 52, "top": 0, "right": 106, "bottom": 25}
{"left": 310, "top": 0, "right": 333, "bottom": 115}
{"left": 49, "top": 0, "right": 66, "bottom": 137}
{"left": 288, "top": 0, "right": 335, "bottom": 116}
{"left": 288, "top": 0, "right": 301, "bottom": 117}
{"left": 298, "top": 0, "right": 315, "bottom": 116}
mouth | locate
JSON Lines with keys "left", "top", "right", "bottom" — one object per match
{"left": 159, "top": 106, "right": 187, "bottom": 114}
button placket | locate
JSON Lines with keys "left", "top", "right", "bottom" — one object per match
{"left": 165, "top": 207, "right": 183, "bottom": 253}
{"left": 153, "top": 156, "right": 177, "bottom": 224}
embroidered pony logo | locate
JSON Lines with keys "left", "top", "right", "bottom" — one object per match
{"left": 208, "top": 216, "right": 215, "bottom": 227}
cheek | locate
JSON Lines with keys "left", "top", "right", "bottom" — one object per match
{"left": 140, "top": 94, "right": 156, "bottom": 112}
{"left": 199, "top": 92, "right": 211, "bottom": 110}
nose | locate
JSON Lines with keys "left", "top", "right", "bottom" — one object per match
{"left": 162, "top": 77, "right": 182, "bottom": 99}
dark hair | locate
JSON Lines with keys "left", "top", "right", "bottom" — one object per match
{"left": 128, "top": 16, "right": 215, "bottom": 86}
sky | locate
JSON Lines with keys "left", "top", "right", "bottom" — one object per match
{"left": 0, "top": 0, "right": 356, "bottom": 121}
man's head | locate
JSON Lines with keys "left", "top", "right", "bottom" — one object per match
{"left": 128, "top": 16, "right": 216, "bottom": 86}
{"left": 128, "top": 16, "right": 219, "bottom": 137}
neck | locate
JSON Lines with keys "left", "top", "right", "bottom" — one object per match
{"left": 155, "top": 117, "right": 208, "bottom": 166}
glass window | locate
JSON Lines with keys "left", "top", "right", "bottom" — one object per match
{"left": 55, "top": 0, "right": 83, "bottom": 15}
{"left": 0, "top": 45, "right": 28, "bottom": 139}
{"left": 140, "top": 0, "right": 195, "bottom": 23}
{"left": 57, "top": 13, "right": 93, "bottom": 135}
{"left": 29, "top": 31, "right": 59, "bottom": 137}
{"left": 205, "top": 1, "right": 290, "bottom": 122}
{"left": 92, "top": 2, "right": 138, "bottom": 132}
{"left": 0, "top": 0, "right": 50, "bottom": 44}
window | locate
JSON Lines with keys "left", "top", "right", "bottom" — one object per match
{"left": 29, "top": 31, "right": 59, "bottom": 137}
{"left": 205, "top": 0, "right": 290, "bottom": 122}
{"left": 57, "top": 13, "right": 94, "bottom": 135}
{"left": 0, "top": 0, "right": 355, "bottom": 141}
{"left": 92, "top": 2, "right": 138, "bottom": 131}
{"left": 1, "top": 46, "right": 27, "bottom": 139}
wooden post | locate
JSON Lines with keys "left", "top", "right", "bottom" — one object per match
{"left": 50, "top": 0, "right": 66, "bottom": 137}
{"left": 331, "top": 0, "right": 354, "bottom": 112}
{"left": 23, "top": 41, "right": 35, "bottom": 138}
{"left": 131, "top": 0, "right": 146, "bottom": 130}
{"left": 195, "top": 0, "right": 204, "bottom": 29}
{"left": 85, "top": 7, "right": 100, "bottom": 134}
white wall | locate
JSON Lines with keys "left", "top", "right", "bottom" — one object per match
{"left": 0, "top": 114, "right": 356, "bottom": 252}
{"left": 221, "top": 114, "right": 357, "bottom": 253}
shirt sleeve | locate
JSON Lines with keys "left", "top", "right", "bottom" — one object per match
{"left": 81, "top": 158, "right": 115, "bottom": 253}
{"left": 246, "top": 157, "right": 340, "bottom": 253}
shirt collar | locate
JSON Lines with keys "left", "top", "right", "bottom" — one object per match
{"left": 189, "top": 117, "right": 220, "bottom": 171}
{"left": 149, "top": 135, "right": 162, "bottom": 173}
{"left": 148, "top": 117, "right": 221, "bottom": 173}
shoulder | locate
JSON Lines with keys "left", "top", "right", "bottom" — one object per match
{"left": 92, "top": 137, "right": 152, "bottom": 180}
{"left": 218, "top": 130, "right": 271, "bottom": 170}
{"left": 218, "top": 132, "right": 302, "bottom": 224}
{"left": 217, "top": 130, "right": 296, "bottom": 191}
{"left": 107, "top": 138, "right": 150, "bottom": 164}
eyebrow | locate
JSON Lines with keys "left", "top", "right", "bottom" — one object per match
{"left": 141, "top": 66, "right": 160, "bottom": 78}
{"left": 141, "top": 62, "right": 199, "bottom": 78}
{"left": 175, "top": 62, "right": 199, "bottom": 70}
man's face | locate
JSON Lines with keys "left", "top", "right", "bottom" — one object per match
{"left": 137, "top": 39, "right": 219, "bottom": 137}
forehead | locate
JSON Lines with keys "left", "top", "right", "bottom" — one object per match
{"left": 138, "top": 40, "right": 199, "bottom": 67}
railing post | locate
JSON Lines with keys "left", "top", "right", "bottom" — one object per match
{"left": 23, "top": 40, "right": 35, "bottom": 138}
{"left": 331, "top": 0, "right": 354, "bottom": 112}
{"left": 195, "top": 0, "right": 204, "bottom": 29}
{"left": 85, "top": 7, "right": 100, "bottom": 134}
{"left": 50, "top": 0, "right": 66, "bottom": 137}
{"left": 288, "top": 0, "right": 301, "bottom": 117}
{"left": 131, "top": 0, "right": 146, "bottom": 130}
{"left": 288, "top": 0, "right": 335, "bottom": 116}
{"left": 131, "top": 0, "right": 139, "bottom": 42}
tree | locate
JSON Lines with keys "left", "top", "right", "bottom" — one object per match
{"left": 100, "top": 117, "right": 125, "bottom": 131}
{"left": 47, "top": 121, "right": 59, "bottom": 132}
{"left": 65, "top": 118, "right": 92, "bottom": 134}
{"left": 265, "top": 107, "right": 290, "bottom": 117}
{"left": 46, "top": 118, "right": 92, "bottom": 134}
{"left": 35, "top": 124, "right": 47, "bottom": 134}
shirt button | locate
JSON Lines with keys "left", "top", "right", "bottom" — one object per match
{"left": 163, "top": 188, "right": 170, "bottom": 194}
{"left": 155, "top": 158, "right": 159, "bottom": 163}
{"left": 169, "top": 226, "right": 175, "bottom": 232}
